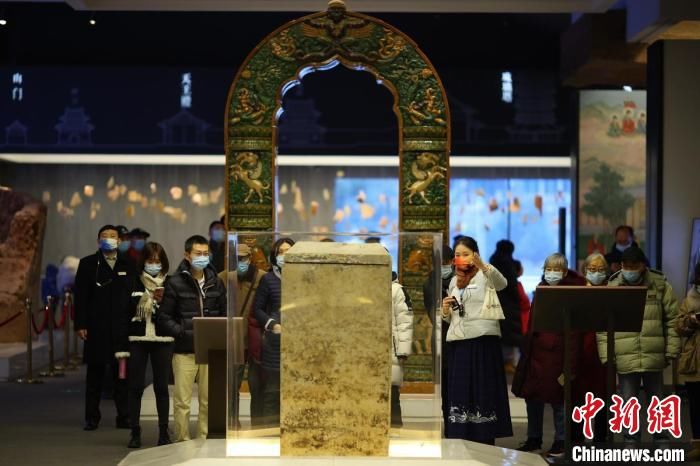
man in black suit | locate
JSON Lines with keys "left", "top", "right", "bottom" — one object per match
{"left": 74, "top": 224, "right": 136, "bottom": 431}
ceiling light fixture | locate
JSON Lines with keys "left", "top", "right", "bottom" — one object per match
{"left": 89, "top": 12, "right": 96, "bottom": 26}
{"left": 623, "top": 85, "right": 632, "bottom": 92}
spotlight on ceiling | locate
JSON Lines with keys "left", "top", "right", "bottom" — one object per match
{"left": 0, "top": 19, "right": 7, "bottom": 26}
{"left": 89, "top": 12, "right": 96, "bottom": 26}
{"left": 623, "top": 85, "right": 633, "bottom": 92}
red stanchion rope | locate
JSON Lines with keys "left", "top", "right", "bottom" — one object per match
{"left": 53, "top": 300, "right": 67, "bottom": 329}
{"left": 31, "top": 305, "right": 49, "bottom": 335}
{"left": 0, "top": 311, "right": 23, "bottom": 328}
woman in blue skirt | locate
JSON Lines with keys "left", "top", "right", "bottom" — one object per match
{"left": 441, "top": 236, "right": 513, "bottom": 444}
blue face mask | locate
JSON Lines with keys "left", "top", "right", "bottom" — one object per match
{"left": 441, "top": 265, "right": 453, "bottom": 279}
{"left": 99, "top": 238, "right": 118, "bottom": 252}
{"left": 118, "top": 240, "right": 131, "bottom": 253}
{"left": 237, "top": 261, "right": 250, "bottom": 275}
{"left": 544, "top": 271, "right": 564, "bottom": 286}
{"left": 144, "top": 263, "right": 162, "bottom": 277}
{"left": 211, "top": 229, "right": 225, "bottom": 243}
{"left": 132, "top": 239, "right": 146, "bottom": 251}
{"left": 621, "top": 269, "right": 642, "bottom": 284}
{"left": 586, "top": 271, "right": 607, "bottom": 286}
{"left": 276, "top": 255, "right": 285, "bottom": 269}
{"left": 191, "top": 255, "right": 210, "bottom": 271}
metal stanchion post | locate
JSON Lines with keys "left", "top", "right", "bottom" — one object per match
{"left": 39, "top": 296, "right": 64, "bottom": 377}
{"left": 69, "top": 292, "right": 81, "bottom": 365}
{"left": 16, "top": 298, "right": 43, "bottom": 384}
{"left": 56, "top": 294, "right": 77, "bottom": 371}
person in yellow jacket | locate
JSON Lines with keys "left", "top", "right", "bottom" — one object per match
{"left": 597, "top": 247, "right": 680, "bottom": 443}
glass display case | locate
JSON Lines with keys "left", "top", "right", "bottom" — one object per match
{"left": 224, "top": 231, "right": 444, "bottom": 457}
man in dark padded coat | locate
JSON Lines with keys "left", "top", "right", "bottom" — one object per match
{"left": 157, "top": 234, "right": 226, "bottom": 441}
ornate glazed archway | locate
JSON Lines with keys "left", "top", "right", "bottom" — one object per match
{"left": 225, "top": 0, "right": 451, "bottom": 236}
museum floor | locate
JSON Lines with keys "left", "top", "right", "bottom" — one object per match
{"left": 0, "top": 365, "right": 695, "bottom": 466}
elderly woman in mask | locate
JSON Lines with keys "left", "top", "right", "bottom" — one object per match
{"left": 514, "top": 253, "right": 585, "bottom": 458}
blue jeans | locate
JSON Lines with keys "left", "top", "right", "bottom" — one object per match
{"left": 618, "top": 371, "right": 664, "bottom": 442}
{"left": 526, "top": 399, "right": 565, "bottom": 442}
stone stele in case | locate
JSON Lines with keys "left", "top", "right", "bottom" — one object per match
{"left": 280, "top": 241, "right": 392, "bottom": 456}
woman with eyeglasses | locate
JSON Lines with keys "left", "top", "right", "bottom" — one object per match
{"left": 122, "top": 242, "right": 174, "bottom": 449}
{"left": 570, "top": 252, "right": 610, "bottom": 444}
{"left": 440, "top": 236, "right": 512, "bottom": 445}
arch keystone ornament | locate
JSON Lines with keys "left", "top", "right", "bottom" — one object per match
{"left": 225, "top": 0, "right": 451, "bottom": 235}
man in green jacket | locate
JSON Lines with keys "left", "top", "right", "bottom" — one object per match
{"left": 597, "top": 247, "right": 681, "bottom": 442}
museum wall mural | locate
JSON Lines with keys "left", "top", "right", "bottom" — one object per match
{"left": 577, "top": 90, "right": 647, "bottom": 265}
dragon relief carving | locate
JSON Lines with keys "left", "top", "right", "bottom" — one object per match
{"left": 270, "top": 30, "right": 296, "bottom": 60}
{"left": 231, "top": 152, "right": 271, "bottom": 203}
{"left": 405, "top": 152, "right": 446, "bottom": 205}
{"left": 406, "top": 87, "right": 446, "bottom": 126}
{"left": 230, "top": 88, "right": 267, "bottom": 126}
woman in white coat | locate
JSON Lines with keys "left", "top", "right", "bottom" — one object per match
{"left": 441, "top": 236, "right": 513, "bottom": 444}
{"left": 391, "top": 277, "right": 413, "bottom": 427}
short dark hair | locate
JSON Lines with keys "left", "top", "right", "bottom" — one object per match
{"left": 615, "top": 225, "right": 635, "bottom": 238}
{"left": 209, "top": 220, "right": 224, "bottom": 231}
{"left": 453, "top": 236, "right": 479, "bottom": 254}
{"left": 98, "top": 224, "right": 118, "bottom": 238}
{"left": 365, "top": 236, "right": 381, "bottom": 244}
{"left": 185, "top": 235, "right": 209, "bottom": 253}
{"left": 270, "top": 237, "right": 295, "bottom": 266}
{"left": 621, "top": 246, "right": 646, "bottom": 264}
{"left": 141, "top": 242, "right": 170, "bottom": 274}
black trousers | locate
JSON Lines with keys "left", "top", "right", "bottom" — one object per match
{"left": 248, "top": 360, "right": 266, "bottom": 426}
{"left": 688, "top": 381, "right": 700, "bottom": 439}
{"left": 262, "top": 369, "right": 280, "bottom": 428}
{"left": 128, "top": 341, "right": 173, "bottom": 428}
{"left": 86, "top": 359, "right": 128, "bottom": 424}
{"left": 391, "top": 385, "right": 403, "bottom": 427}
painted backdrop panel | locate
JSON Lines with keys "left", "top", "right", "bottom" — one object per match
{"left": 578, "top": 90, "right": 647, "bottom": 263}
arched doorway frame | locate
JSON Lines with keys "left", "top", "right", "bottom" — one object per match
{"left": 225, "top": 0, "right": 451, "bottom": 236}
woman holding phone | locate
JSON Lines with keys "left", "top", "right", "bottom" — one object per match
{"left": 122, "top": 242, "right": 174, "bottom": 448}
{"left": 440, "top": 236, "right": 512, "bottom": 445}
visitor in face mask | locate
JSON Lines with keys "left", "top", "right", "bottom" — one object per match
{"left": 515, "top": 253, "right": 586, "bottom": 458}
{"left": 216, "top": 243, "right": 266, "bottom": 427}
{"left": 597, "top": 246, "right": 680, "bottom": 443}
{"left": 253, "top": 237, "right": 295, "bottom": 428}
{"left": 116, "top": 225, "right": 131, "bottom": 254}
{"left": 123, "top": 242, "right": 173, "bottom": 449}
{"left": 574, "top": 252, "right": 611, "bottom": 443}
{"left": 126, "top": 228, "right": 151, "bottom": 267}
{"left": 676, "top": 262, "right": 700, "bottom": 461}
{"left": 157, "top": 235, "right": 227, "bottom": 442}
{"left": 604, "top": 225, "right": 648, "bottom": 273}
{"left": 73, "top": 224, "right": 136, "bottom": 432}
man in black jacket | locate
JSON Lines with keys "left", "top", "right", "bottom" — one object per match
{"left": 74, "top": 224, "right": 136, "bottom": 431}
{"left": 158, "top": 235, "right": 226, "bottom": 441}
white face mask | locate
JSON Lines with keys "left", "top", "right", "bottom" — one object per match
{"left": 544, "top": 270, "right": 564, "bottom": 286}
{"left": 441, "top": 265, "right": 453, "bottom": 279}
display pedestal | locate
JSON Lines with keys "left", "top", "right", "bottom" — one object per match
{"left": 193, "top": 316, "right": 227, "bottom": 438}
{"left": 118, "top": 439, "right": 548, "bottom": 466}
{"left": 531, "top": 285, "right": 646, "bottom": 459}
